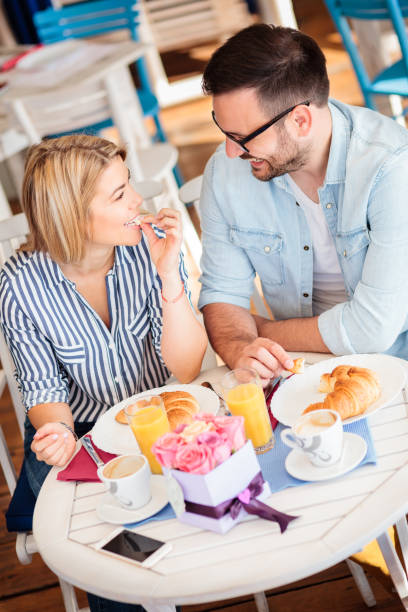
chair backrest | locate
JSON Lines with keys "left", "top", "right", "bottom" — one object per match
{"left": 141, "top": 0, "right": 252, "bottom": 53}
{"left": 33, "top": 0, "right": 151, "bottom": 91}
{"left": 0, "top": 212, "right": 30, "bottom": 438}
{"left": 34, "top": 0, "right": 139, "bottom": 42}
{"left": 325, "top": 0, "right": 408, "bottom": 108}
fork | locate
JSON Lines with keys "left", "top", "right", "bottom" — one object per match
{"left": 201, "top": 381, "right": 230, "bottom": 415}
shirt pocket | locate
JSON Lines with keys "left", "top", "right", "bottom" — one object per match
{"left": 336, "top": 228, "right": 370, "bottom": 290}
{"left": 229, "top": 227, "right": 285, "bottom": 286}
{"left": 53, "top": 342, "right": 86, "bottom": 364}
{"left": 127, "top": 309, "right": 150, "bottom": 341}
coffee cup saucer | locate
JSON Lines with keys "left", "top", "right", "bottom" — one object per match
{"left": 285, "top": 432, "right": 368, "bottom": 482}
{"left": 96, "top": 475, "right": 168, "bottom": 524}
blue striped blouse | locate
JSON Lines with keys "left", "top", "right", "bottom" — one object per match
{"left": 0, "top": 235, "right": 189, "bottom": 422}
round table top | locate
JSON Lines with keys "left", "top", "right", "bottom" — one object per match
{"left": 33, "top": 352, "right": 408, "bottom": 610}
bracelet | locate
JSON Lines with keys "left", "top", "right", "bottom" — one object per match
{"left": 161, "top": 282, "right": 184, "bottom": 304}
{"left": 58, "top": 421, "right": 78, "bottom": 441}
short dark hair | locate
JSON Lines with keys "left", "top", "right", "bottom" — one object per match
{"left": 202, "top": 24, "right": 329, "bottom": 112}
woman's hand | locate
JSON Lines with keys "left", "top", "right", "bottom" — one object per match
{"left": 31, "top": 422, "right": 76, "bottom": 467}
{"left": 140, "top": 208, "right": 182, "bottom": 280}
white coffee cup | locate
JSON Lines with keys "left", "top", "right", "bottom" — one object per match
{"left": 97, "top": 454, "right": 151, "bottom": 509}
{"left": 281, "top": 409, "right": 343, "bottom": 467}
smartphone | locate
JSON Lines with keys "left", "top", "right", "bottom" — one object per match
{"left": 94, "top": 528, "right": 172, "bottom": 568}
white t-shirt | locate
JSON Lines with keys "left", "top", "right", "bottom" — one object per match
{"left": 287, "top": 175, "right": 347, "bottom": 316}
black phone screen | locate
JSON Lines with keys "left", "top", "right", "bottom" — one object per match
{"left": 102, "top": 530, "right": 165, "bottom": 562}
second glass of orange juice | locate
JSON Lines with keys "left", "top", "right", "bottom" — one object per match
{"left": 222, "top": 368, "right": 274, "bottom": 454}
{"left": 124, "top": 396, "right": 170, "bottom": 474}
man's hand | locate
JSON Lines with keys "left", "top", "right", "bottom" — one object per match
{"left": 233, "top": 337, "right": 294, "bottom": 386}
{"left": 32, "top": 422, "right": 76, "bottom": 467}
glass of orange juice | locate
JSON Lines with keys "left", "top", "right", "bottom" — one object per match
{"left": 222, "top": 368, "right": 274, "bottom": 454}
{"left": 124, "top": 396, "right": 170, "bottom": 474}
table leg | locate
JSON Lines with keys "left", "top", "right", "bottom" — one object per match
{"left": 104, "top": 67, "right": 150, "bottom": 182}
{"left": 345, "top": 558, "right": 376, "bottom": 607}
{"left": 377, "top": 530, "right": 408, "bottom": 609}
{"left": 142, "top": 604, "right": 176, "bottom": 612}
{"left": 253, "top": 590, "right": 269, "bottom": 612}
{"left": 351, "top": 20, "right": 405, "bottom": 125}
{"left": 396, "top": 517, "right": 408, "bottom": 576}
{"left": 257, "top": 0, "right": 298, "bottom": 28}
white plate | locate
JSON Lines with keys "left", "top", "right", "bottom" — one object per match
{"left": 96, "top": 475, "right": 168, "bottom": 524}
{"left": 272, "top": 353, "right": 406, "bottom": 427}
{"left": 91, "top": 384, "right": 219, "bottom": 455}
{"left": 285, "top": 432, "right": 367, "bottom": 482}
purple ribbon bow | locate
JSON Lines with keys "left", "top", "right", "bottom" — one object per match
{"left": 184, "top": 472, "right": 298, "bottom": 533}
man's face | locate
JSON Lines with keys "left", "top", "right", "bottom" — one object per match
{"left": 212, "top": 88, "right": 310, "bottom": 181}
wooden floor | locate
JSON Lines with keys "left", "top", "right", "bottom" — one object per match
{"left": 0, "top": 1, "right": 405, "bottom": 610}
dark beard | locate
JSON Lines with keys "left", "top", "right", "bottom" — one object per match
{"left": 240, "top": 134, "right": 311, "bottom": 181}
{"left": 253, "top": 155, "right": 307, "bottom": 181}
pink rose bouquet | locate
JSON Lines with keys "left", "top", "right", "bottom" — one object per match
{"left": 152, "top": 413, "right": 246, "bottom": 474}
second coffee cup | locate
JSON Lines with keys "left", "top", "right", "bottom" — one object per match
{"left": 281, "top": 409, "right": 343, "bottom": 467}
{"left": 97, "top": 454, "right": 151, "bottom": 509}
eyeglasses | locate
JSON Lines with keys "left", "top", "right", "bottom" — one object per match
{"left": 211, "top": 101, "right": 311, "bottom": 153}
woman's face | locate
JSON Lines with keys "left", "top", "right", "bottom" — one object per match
{"left": 87, "top": 156, "right": 144, "bottom": 247}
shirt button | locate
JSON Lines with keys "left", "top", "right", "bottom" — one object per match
{"left": 303, "top": 292, "right": 309, "bottom": 298}
{"left": 109, "top": 343, "right": 115, "bottom": 350}
{"left": 326, "top": 203, "right": 332, "bottom": 209}
{"left": 343, "top": 250, "right": 347, "bottom": 257}
{"left": 303, "top": 245, "right": 310, "bottom": 251}
{"left": 264, "top": 246, "right": 271, "bottom": 253}
{"left": 114, "top": 376, "right": 119, "bottom": 383}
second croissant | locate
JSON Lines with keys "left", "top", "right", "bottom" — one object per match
{"left": 303, "top": 365, "right": 381, "bottom": 421}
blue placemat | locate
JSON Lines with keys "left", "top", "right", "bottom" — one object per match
{"left": 258, "top": 419, "right": 376, "bottom": 492}
{"left": 126, "top": 420, "right": 376, "bottom": 528}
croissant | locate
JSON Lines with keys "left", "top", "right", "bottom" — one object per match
{"left": 304, "top": 366, "right": 381, "bottom": 420}
{"left": 287, "top": 357, "right": 305, "bottom": 374}
{"left": 160, "top": 390, "right": 199, "bottom": 431}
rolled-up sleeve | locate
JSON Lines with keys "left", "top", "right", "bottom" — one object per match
{"left": 198, "top": 157, "right": 256, "bottom": 311}
{"left": 319, "top": 149, "right": 408, "bottom": 354}
{"left": 0, "top": 277, "right": 69, "bottom": 410}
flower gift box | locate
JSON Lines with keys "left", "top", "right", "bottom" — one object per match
{"left": 153, "top": 414, "right": 297, "bottom": 534}
{"left": 169, "top": 440, "right": 271, "bottom": 533}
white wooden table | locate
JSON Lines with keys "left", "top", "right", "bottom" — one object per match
{"left": 33, "top": 352, "right": 408, "bottom": 611}
{"left": 0, "top": 41, "right": 154, "bottom": 177}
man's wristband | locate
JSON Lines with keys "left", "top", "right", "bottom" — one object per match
{"left": 59, "top": 421, "right": 78, "bottom": 441}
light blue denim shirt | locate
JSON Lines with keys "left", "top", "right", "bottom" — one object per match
{"left": 198, "top": 99, "right": 408, "bottom": 358}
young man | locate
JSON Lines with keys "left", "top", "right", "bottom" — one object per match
{"left": 198, "top": 23, "right": 408, "bottom": 384}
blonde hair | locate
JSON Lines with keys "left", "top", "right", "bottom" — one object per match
{"left": 21, "top": 134, "right": 126, "bottom": 263}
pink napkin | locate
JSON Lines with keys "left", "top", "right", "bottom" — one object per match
{"left": 57, "top": 436, "right": 117, "bottom": 482}
{"left": 264, "top": 375, "right": 294, "bottom": 431}
{"left": 264, "top": 382, "right": 279, "bottom": 430}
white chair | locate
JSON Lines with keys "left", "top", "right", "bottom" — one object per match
{"left": 139, "top": 0, "right": 254, "bottom": 107}
{"left": 0, "top": 212, "right": 89, "bottom": 612}
{"left": 0, "top": 117, "right": 30, "bottom": 220}
{"left": 4, "top": 39, "right": 201, "bottom": 269}
{"left": 49, "top": 0, "right": 254, "bottom": 108}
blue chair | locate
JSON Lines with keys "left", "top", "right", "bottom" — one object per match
{"left": 33, "top": 0, "right": 167, "bottom": 143}
{"left": 325, "top": 0, "right": 408, "bottom": 114}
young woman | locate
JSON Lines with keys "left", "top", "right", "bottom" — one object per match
{"left": 0, "top": 134, "right": 206, "bottom": 611}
